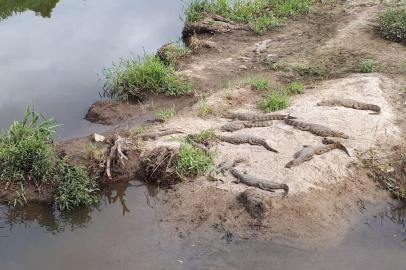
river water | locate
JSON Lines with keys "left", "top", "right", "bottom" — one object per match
{"left": 0, "top": 1, "right": 405, "bottom": 269}
{"left": 0, "top": 0, "right": 184, "bottom": 139}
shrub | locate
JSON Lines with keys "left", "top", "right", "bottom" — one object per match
{"left": 286, "top": 81, "right": 304, "bottom": 94}
{"left": 176, "top": 142, "right": 213, "bottom": 177}
{"left": 359, "top": 59, "right": 375, "bottom": 73}
{"left": 247, "top": 77, "right": 271, "bottom": 91}
{"left": 0, "top": 107, "right": 98, "bottom": 210}
{"left": 102, "top": 55, "right": 191, "bottom": 101}
{"left": 378, "top": 8, "right": 406, "bottom": 42}
{"left": 184, "top": 0, "right": 310, "bottom": 33}
{"left": 258, "top": 91, "right": 290, "bottom": 112}
{"left": 155, "top": 107, "right": 176, "bottom": 122}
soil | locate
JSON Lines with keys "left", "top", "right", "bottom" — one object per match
{"left": 11, "top": 1, "right": 405, "bottom": 247}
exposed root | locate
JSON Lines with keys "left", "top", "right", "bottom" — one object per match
{"left": 106, "top": 135, "right": 134, "bottom": 179}
{"left": 140, "top": 146, "right": 180, "bottom": 187}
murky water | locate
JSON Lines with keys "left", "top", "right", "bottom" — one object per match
{"left": 0, "top": 0, "right": 184, "bottom": 139}
{"left": 0, "top": 180, "right": 405, "bottom": 270}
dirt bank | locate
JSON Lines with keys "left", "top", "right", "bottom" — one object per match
{"left": 55, "top": 1, "right": 405, "bottom": 246}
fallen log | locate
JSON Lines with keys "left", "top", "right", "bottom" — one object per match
{"left": 230, "top": 168, "right": 289, "bottom": 195}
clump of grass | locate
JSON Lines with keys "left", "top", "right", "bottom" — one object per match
{"left": 184, "top": 0, "right": 310, "bottom": 33}
{"left": 286, "top": 80, "right": 304, "bottom": 94}
{"left": 155, "top": 107, "right": 176, "bottom": 122}
{"left": 187, "top": 129, "right": 216, "bottom": 144}
{"left": 378, "top": 8, "right": 406, "bottom": 42}
{"left": 359, "top": 59, "right": 375, "bottom": 73}
{"left": 295, "top": 64, "right": 329, "bottom": 78}
{"left": 248, "top": 15, "right": 279, "bottom": 34}
{"left": 196, "top": 97, "right": 212, "bottom": 118}
{"left": 175, "top": 142, "right": 213, "bottom": 177}
{"left": 102, "top": 55, "right": 191, "bottom": 101}
{"left": 258, "top": 91, "right": 290, "bottom": 112}
{"left": 247, "top": 77, "right": 271, "bottom": 91}
{"left": 0, "top": 107, "right": 98, "bottom": 210}
{"left": 158, "top": 43, "right": 191, "bottom": 65}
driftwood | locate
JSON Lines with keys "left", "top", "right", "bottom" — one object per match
{"left": 230, "top": 168, "right": 289, "bottom": 195}
{"left": 106, "top": 135, "right": 133, "bottom": 179}
{"left": 216, "top": 134, "right": 278, "bottom": 153}
{"left": 141, "top": 129, "right": 184, "bottom": 140}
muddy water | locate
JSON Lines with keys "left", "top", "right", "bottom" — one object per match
{"left": 0, "top": 0, "right": 184, "bottom": 139}
{"left": 0, "top": 180, "right": 405, "bottom": 270}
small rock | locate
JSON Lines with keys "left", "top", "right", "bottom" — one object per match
{"left": 238, "top": 65, "right": 247, "bottom": 70}
{"left": 93, "top": 133, "right": 106, "bottom": 142}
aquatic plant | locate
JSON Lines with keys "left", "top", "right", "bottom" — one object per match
{"left": 102, "top": 55, "right": 191, "bottom": 101}
{"left": 0, "top": 107, "right": 98, "bottom": 210}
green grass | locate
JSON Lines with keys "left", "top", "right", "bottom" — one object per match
{"left": 196, "top": 97, "right": 212, "bottom": 118}
{"left": 286, "top": 80, "right": 304, "bottom": 94}
{"left": 155, "top": 107, "right": 176, "bottom": 122}
{"left": 258, "top": 91, "right": 290, "bottom": 112}
{"left": 184, "top": 0, "right": 311, "bottom": 33}
{"left": 175, "top": 142, "right": 213, "bottom": 177}
{"left": 359, "top": 59, "right": 375, "bottom": 73}
{"left": 378, "top": 8, "right": 406, "bottom": 42}
{"left": 0, "top": 0, "right": 59, "bottom": 20}
{"left": 0, "top": 107, "right": 98, "bottom": 210}
{"left": 158, "top": 43, "right": 191, "bottom": 65}
{"left": 102, "top": 55, "right": 191, "bottom": 101}
{"left": 247, "top": 77, "right": 272, "bottom": 91}
{"left": 186, "top": 129, "right": 216, "bottom": 144}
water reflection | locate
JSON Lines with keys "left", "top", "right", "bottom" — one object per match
{"left": 0, "top": 0, "right": 60, "bottom": 20}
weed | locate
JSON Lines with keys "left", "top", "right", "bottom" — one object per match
{"left": 247, "top": 77, "right": 271, "bottom": 91}
{"left": 378, "top": 8, "right": 406, "bottom": 42}
{"left": 155, "top": 107, "right": 176, "bottom": 122}
{"left": 286, "top": 81, "right": 304, "bottom": 94}
{"left": 187, "top": 129, "right": 216, "bottom": 144}
{"left": 85, "top": 143, "right": 105, "bottom": 161}
{"left": 221, "top": 88, "right": 234, "bottom": 100}
{"left": 0, "top": 107, "right": 98, "bottom": 210}
{"left": 295, "top": 64, "right": 329, "bottom": 78}
{"left": 359, "top": 59, "right": 375, "bottom": 73}
{"left": 258, "top": 91, "right": 290, "bottom": 112}
{"left": 175, "top": 142, "right": 213, "bottom": 177}
{"left": 249, "top": 15, "right": 279, "bottom": 34}
{"left": 102, "top": 55, "right": 191, "bottom": 101}
{"left": 197, "top": 97, "right": 212, "bottom": 118}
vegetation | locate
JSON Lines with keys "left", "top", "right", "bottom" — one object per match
{"left": 184, "top": 0, "right": 311, "bottom": 33}
{"left": 247, "top": 77, "right": 271, "bottom": 91}
{"left": 0, "top": 107, "right": 98, "bottom": 210}
{"left": 196, "top": 97, "right": 212, "bottom": 118}
{"left": 158, "top": 43, "right": 191, "bottom": 65}
{"left": 295, "top": 64, "right": 329, "bottom": 78}
{"left": 378, "top": 8, "right": 406, "bottom": 42}
{"left": 102, "top": 55, "right": 191, "bottom": 101}
{"left": 286, "top": 80, "right": 304, "bottom": 94}
{"left": 155, "top": 107, "right": 176, "bottom": 122}
{"left": 359, "top": 59, "right": 375, "bottom": 73}
{"left": 175, "top": 142, "right": 213, "bottom": 177}
{"left": 186, "top": 128, "right": 216, "bottom": 144}
{"left": 0, "top": 0, "right": 59, "bottom": 20}
{"left": 258, "top": 91, "right": 290, "bottom": 112}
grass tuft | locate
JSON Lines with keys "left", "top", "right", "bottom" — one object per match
{"left": 286, "top": 80, "right": 304, "bottom": 94}
{"left": 176, "top": 142, "right": 213, "bottom": 177}
{"left": 359, "top": 59, "right": 375, "bottom": 73}
{"left": 258, "top": 91, "right": 290, "bottom": 112}
{"left": 187, "top": 129, "right": 216, "bottom": 144}
{"left": 247, "top": 77, "right": 272, "bottom": 91}
{"left": 0, "top": 107, "right": 98, "bottom": 210}
{"left": 158, "top": 43, "right": 191, "bottom": 65}
{"left": 378, "top": 8, "right": 406, "bottom": 42}
{"left": 196, "top": 97, "right": 212, "bottom": 118}
{"left": 102, "top": 55, "right": 191, "bottom": 101}
{"left": 155, "top": 107, "right": 176, "bottom": 122}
